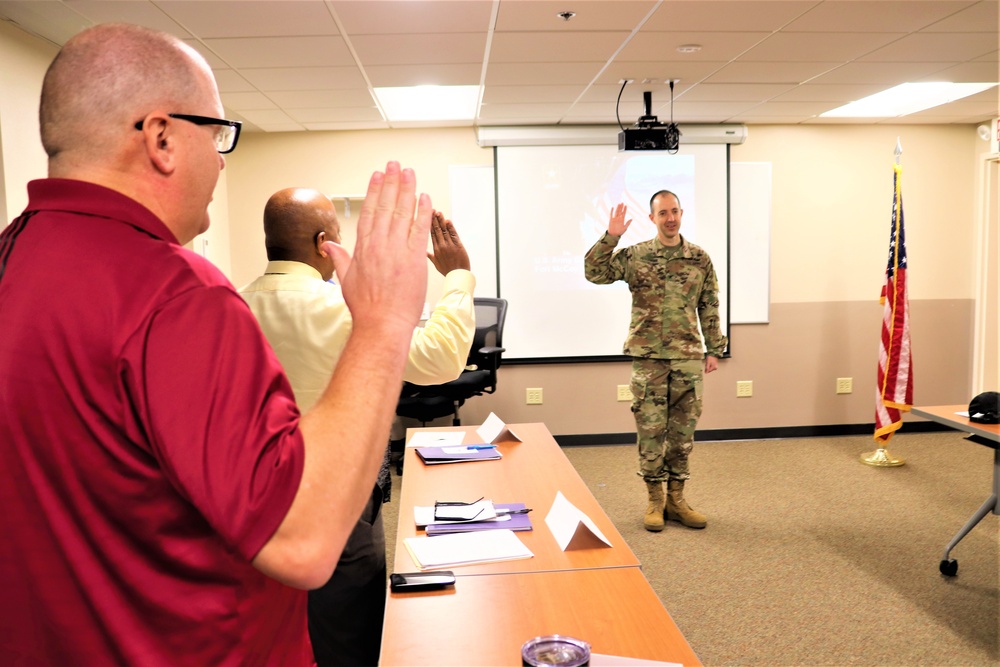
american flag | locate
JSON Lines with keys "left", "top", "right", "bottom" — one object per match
{"left": 874, "top": 163, "right": 913, "bottom": 443}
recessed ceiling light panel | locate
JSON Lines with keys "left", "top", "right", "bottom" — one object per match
{"left": 373, "top": 85, "right": 480, "bottom": 122}
{"left": 821, "top": 82, "right": 997, "bottom": 118}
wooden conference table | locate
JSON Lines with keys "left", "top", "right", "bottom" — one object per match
{"left": 910, "top": 405, "right": 1000, "bottom": 576}
{"left": 380, "top": 422, "right": 701, "bottom": 666}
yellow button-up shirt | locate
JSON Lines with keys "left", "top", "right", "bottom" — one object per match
{"left": 239, "top": 261, "right": 476, "bottom": 412}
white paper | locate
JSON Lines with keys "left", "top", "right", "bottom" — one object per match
{"left": 476, "top": 412, "right": 523, "bottom": 443}
{"left": 403, "top": 529, "right": 534, "bottom": 570}
{"left": 442, "top": 446, "right": 479, "bottom": 454}
{"left": 544, "top": 491, "right": 613, "bottom": 551}
{"left": 406, "top": 431, "right": 466, "bottom": 448}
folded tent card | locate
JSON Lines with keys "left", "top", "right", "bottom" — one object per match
{"left": 544, "top": 491, "right": 613, "bottom": 551}
{"left": 476, "top": 412, "right": 524, "bottom": 444}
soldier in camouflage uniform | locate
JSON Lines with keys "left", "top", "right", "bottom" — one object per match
{"left": 584, "top": 191, "right": 727, "bottom": 532}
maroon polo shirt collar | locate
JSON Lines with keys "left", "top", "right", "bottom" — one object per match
{"left": 26, "top": 178, "right": 179, "bottom": 244}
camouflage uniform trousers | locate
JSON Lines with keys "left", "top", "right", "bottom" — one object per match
{"left": 630, "top": 357, "right": 704, "bottom": 483}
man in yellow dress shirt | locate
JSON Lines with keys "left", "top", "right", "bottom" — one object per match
{"left": 239, "top": 187, "right": 475, "bottom": 666}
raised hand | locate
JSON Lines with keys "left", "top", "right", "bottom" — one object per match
{"left": 608, "top": 202, "right": 632, "bottom": 237}
{"left": 324, "top": 161, "right": 432, "bottom": 337}
{"left": 427, "top": 211, "right": 471, "bottom": 276}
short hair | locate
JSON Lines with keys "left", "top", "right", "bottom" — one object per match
{"left": 39, "top": 23, "right": 206, "bottom": 160}
{"left": 649, "top": 190, "right": 682, "bottom": 212}
{"left": 263, "top": 189, "right": 338, "bottom": 262}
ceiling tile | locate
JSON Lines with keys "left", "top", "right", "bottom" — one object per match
{"left": 157, "top": 1, "right": 338, "bottom": 38}
{"left": 269, "top": 89, "right": 375, "bottom": 109}
{"left": 0, "top": 0, "right": 93, "bottom": 44}
{"left": 643, "top": 1, "right": 816, "bottom": 32}
{"left": 770, "top": 83, "right": 889, "bottom": 102}
{"left": 596, "top": 61, "right": 725, "bottom": 86}
{"left": 783, "top": 1, "right": 966, "bottom": 32}
{"left": 365, "top": 63, "right": 482, "bottom": 87}
{"left": 705, "top": 61, "right": 842, "bottom": 84}
{"left": 68, "top": 1, "right": 192, "bottom": 38}
{"left": 333, "top": 0, "right": 493, "bottom": 34}
{"left": 302, "top": 121, "right": 390, "bottom": 131}
{"left": 240, "top": 67, "right": 367, "bottom": 92}
{"left": 618, "top": 31, "right": 772, "bottom": 62}
{"left": 860, "top": 32, "right": 998, "bottom": 63}
{"left": 484, "top": 62, "right": 606, "bottom": 86}
{"left": 679, "top": 83, "right": 797, "bottom": 102}
{"left": 489, "top": 31, "right": 631, "bottom": 64}
{"left": 221, "top": 91, "right": 277, "bottom": 111}
{"left": 478, "top": 102, "right": 575, "bottom": 119}
{"left": 0, "top": 0, "right": 989, "bottom": 130}
{"left": 483, "top": 85, "right": 589, "bottom": 104}
{"left": 202, "top": 35, "right": 353, "bottom": 68}
{"left": 287, "top": 107, "right": 383, "bottom": 123}
{"left": 495, "top": 1, "right": 657, "bottom": 32}
{"left": 350, "top": 32, "right": 485, "bottom": 66}
{"left": 213, "top": 69, "right": 256, "bottom": 93}
{"left": 239, "top": 108, "right": 300, "bottom": 125}
{"left": 922, "top": 1, "right": 999, "bottom": 32}
{"left": 742, "top": 32, "right": 904, "bottom": 62}
{"left": 809, "top": 61, "right": 961, "bottom": 85}
{"left": 918, "top": 60, "right": 1000, "bottom": 82}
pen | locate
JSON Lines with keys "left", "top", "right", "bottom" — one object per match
{"left": 497, "top": 508, "right": 532, "bottom": 515}
{"left": 467, "top": 444, "right": 497, "bottom": 450}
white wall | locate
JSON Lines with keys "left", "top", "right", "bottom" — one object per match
{"left": 0, "top": 21, "right": 54, "bottom": 223}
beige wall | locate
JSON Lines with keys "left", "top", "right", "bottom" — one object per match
{"left": 225, "top": 127, "right": 491, "bottom": 294}
{"left": 0, "top": 21, "right": 55, "bottom": 222}
{"left": 224, "top": 124, "right": 986, "bottom": 436}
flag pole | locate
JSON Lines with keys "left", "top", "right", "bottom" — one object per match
{"left": 862, "top": 138, "right": 908, "bottom": 467}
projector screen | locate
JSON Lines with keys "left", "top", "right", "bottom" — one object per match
{"left": 495, "top": 143, "right": 730, "bottom": 361}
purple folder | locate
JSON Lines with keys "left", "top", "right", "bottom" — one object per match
{"left": 425, "top": 503, "right": 532, "bottom": 536}
{"left": 415, "top": 445, "right": 501, "bottom": 465}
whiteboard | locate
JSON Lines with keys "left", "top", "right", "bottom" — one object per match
{"left": 729, "top": 162, "right": 771, "bottom": 323}
{"left": 449, "top": 156, "right": 771, "bottom": 359}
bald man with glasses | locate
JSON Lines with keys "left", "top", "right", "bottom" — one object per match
{"left": 0, "top": 23, "right": 433, "bottom": 666}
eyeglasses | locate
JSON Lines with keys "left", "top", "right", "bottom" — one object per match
{"left": 134, "top": 113, "right": 242, "bottom": 154}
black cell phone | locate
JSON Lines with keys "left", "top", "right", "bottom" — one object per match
{"left": 390, "top": 571, "right": 456, "bottom": 592}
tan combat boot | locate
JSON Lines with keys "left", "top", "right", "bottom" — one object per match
{"left": 666, "top": 480, "right": 707, "bottom": 528}
{"left": 644, "top": 481, "right": 665, "bottom": 532}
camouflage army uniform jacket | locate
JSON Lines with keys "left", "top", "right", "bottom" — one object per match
{"left": 584, "top": 231, "right": 728, "bottom": 360}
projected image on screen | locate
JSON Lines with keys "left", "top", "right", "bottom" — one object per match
{"left": 496, "top": 144, "right": 729, "bottom": 361}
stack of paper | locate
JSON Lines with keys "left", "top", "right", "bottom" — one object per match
{"left": 426, "top": 504, "right": 533, "bottom": 536}
{"left": 403, "top": 529, "right": 534, "bottom": 570}
{"left": 415, "top": 445, "right": 501, "bottom": 465}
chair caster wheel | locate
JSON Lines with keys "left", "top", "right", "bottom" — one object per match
{"left": 939, "top": 559, "right": 958, "bottom": 576}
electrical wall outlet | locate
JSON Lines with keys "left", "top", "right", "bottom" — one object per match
{"left": 736, "top": 380, "right": 753, "bottom": 398}
{"left": 526, "top": 388, "right": 543, "bottom": 405}
{"left": 836, "top": 377, "right": 853, "bottom": 394}
{"left": 617, "top": 385, "right": 633, "bottom": 402}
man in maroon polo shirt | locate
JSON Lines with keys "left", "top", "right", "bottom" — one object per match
{"left": 0, "top": 23, "right": 431, "bottom": 666}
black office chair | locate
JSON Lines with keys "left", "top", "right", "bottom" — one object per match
{"left": 393, "top": 298, "right": 507, "bottom": 472}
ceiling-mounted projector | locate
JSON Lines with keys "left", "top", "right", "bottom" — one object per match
{"left": 618, "top": 91, "right": 679, "bottom": 151}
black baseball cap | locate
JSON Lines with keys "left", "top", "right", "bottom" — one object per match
{"left": 968, "top": 391, "right": 999, "bottom": 424}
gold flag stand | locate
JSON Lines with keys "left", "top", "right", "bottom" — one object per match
{"left": 862, "top": 138, "right": 908, "bottom": 469}
{"left": 860, "top": 447, "right": 905, "bottom": 467}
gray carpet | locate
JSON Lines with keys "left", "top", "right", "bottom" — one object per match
{"left": 385, "top": 432, "right": 999, "bottom": 666}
